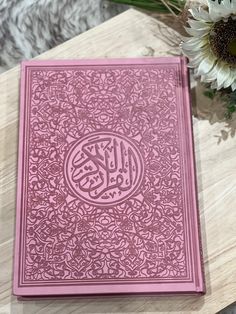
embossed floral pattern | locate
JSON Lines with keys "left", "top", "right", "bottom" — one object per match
{"left": 22, "top": 65, "right": 188, "bottom": 283}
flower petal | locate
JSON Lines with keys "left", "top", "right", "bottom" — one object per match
{"left": 216, "top": 62, "right": 230, "bottom": 87}
{"left": 187, "top": 19, "right": 211, "bottom": 30}
{"left": 181, "top": 38, "right": 208, "bottom": 52}
{"left": 207, "top": 0, "right": 236, "bottom": 20}
{"left": 189, "top": 7, "right": 212, "bottom": 22}
{"left": 207, "top": 0, "right": 225, "bottom": 20}
{"left": 221, "top": 0, "right": 236, "bottom": 16}
{"left": 197, "top": 55, "right": 216, "bottom": 75}
{"left": 204, "top": 65, "right": 218, "bottom": 81}
{"left": 184, "top": 26, "right": 210, "bottom": 37}
{"left": 187, "top": 50, "right": 209, "bottom": 67}
{"left": 231, "top": 80, "right": 236, "bottom": 91}
{"left": 182, "top": 41, "right": 210, "bottom": 57}
{"left": 230, "top": 68, "right": 236, "bottom": 91}
{"left": 222, "top": 67, "right": 235, "bottom": 88}
{"left": 210, "top": 80, "right": 218, "bottom": 89}
{"left": 223, "top": 0, "right": 236, "bottom": 14}
{"left": 182, "top": 35, "right": 208, "bottom": 45}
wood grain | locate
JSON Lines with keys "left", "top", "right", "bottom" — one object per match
{"left": 0, "top": 9, "right": 236, "bottom": 314}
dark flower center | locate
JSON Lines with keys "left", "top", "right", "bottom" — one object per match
{"left": 229, "top": 38, "right": 236, "bottom": 56}
{"left": 209, "top": 16, "right": 236, "bottom": 65}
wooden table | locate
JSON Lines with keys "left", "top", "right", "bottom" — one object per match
{"left": 0, "top": 9, "right": 236, "bottom": 314}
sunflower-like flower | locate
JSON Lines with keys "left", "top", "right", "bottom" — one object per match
{"left": 181, "top": 0, "right": 236, "bottom": 91}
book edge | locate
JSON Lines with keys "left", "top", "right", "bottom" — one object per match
{"left": 180, "top": 57, "right": 206, "bottom": 294}
{"left": 13, "top": 62, "right": 27, "bottom": 295}
{"left": 20, "top": 56, "right": 182, "bottom": 67}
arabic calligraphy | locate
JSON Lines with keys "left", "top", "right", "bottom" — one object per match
{"left": 64, "top": 132, "right": 144, "bottom": 205}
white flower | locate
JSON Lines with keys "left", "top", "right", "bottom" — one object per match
{"left": 181, "top": 0, "right": 236, "bottom": 91}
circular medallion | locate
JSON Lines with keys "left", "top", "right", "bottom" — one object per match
{"left": 64, "top": 132, "right": 144, "bottom": 206}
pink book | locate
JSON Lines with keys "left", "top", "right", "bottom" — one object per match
{"left": 13, "top": 57, "right": 205, "bottom": 297}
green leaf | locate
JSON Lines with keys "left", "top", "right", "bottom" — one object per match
{"left": 203, "top": 89, "right": 216, "bottom": 99}
{"left": 227, "top": 104, "right": 236, "bottom": 113}
{"left": 202, "top": 86, "right": 236, "bottom": 120}
{"left": 109, "top": 0, "right": 184, "bottom": 14}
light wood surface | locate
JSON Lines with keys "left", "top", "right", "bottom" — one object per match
{"left": 0, "top": 9, "right": 236, "bottom": 314}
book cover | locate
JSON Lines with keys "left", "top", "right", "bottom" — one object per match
{"left": 13, "top": 57, "right": 205, "bottom": 297}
